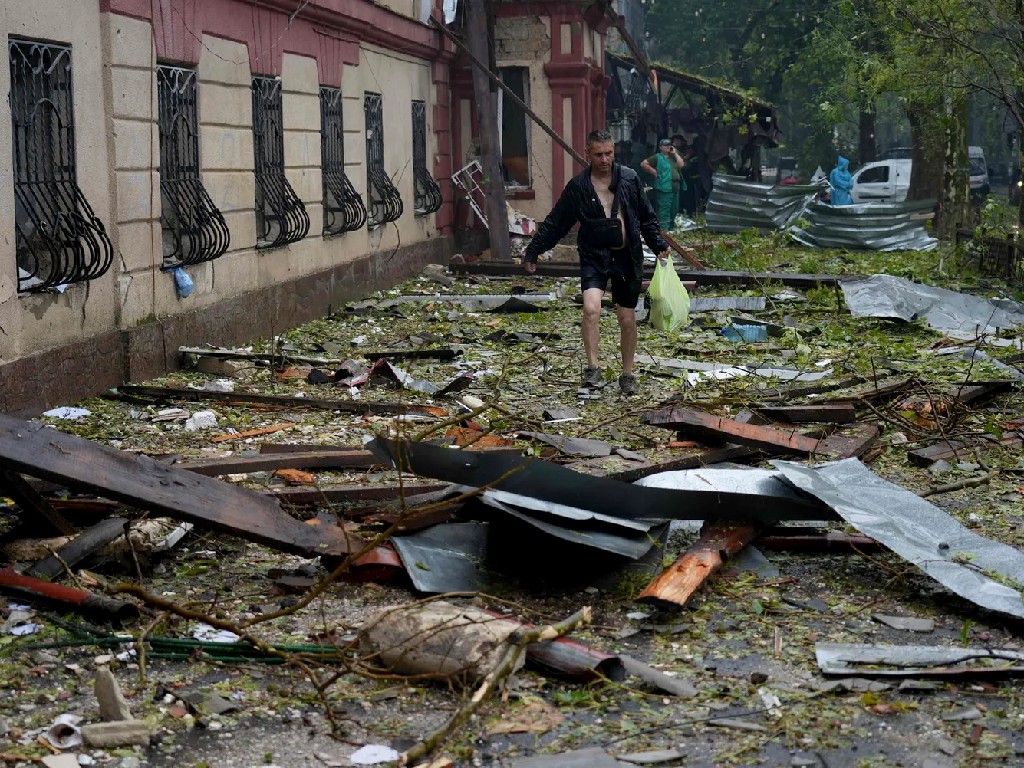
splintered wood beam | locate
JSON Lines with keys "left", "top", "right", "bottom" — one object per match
{"left": 0, "top": 469, "right": 76, "bottom": 535}
{"left": 816, "top": 423, "right": 881, "bottom": 459}
{"left": 643, "top": 408, "right": 824, "bottom": 455}
{"left": 755, "top": 404, "right": 857, "bottom": 424}
{"left": 638, "top": 523, "right": 762, "bottom": 607}
{"left": 174, "top": 450, "right": 382, "bottom": 476}
{"left": 0, "top": 414, "right": 362, "bottom": 557}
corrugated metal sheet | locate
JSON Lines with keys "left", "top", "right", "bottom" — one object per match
{"left": 705, "top": 174, "right": 821, "bottom": 232}
{"left": 789, "top": 200, "right": 938, "bottom": 251}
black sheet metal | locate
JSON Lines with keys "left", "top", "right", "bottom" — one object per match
{"left": 391, "top": 522, "right": 489, "bottom": 594}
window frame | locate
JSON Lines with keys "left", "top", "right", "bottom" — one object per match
{"left": 251, "top": 75, "right": 310, "bottom": 249}
{"left": 411, "top": 100, "right": 442, "bottom": 216}
{"left": 363, "top": 91, "right": 403, "bottom": 228}
{"left": 319, "top": 86, "right": 366, "bottom": 235}
{"left": 497, "top": 66, "right": 532, "bottom": 189}
{"left": 156, "top": 64, "right": 230, "bottom": 268}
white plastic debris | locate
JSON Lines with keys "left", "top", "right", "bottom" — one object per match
{"left": 42, "top": 407, "right": 91, "bottom": 420}
{"left": 349, "top": 744, "right": 401, "bottom": 765}
{"left": 44, "top": 713, "right": 84, "bottom": 750}
{"left": 203, "top": 379, "right": 235, "bottom": 393}
{"left": 192, "top": 623, "right": 240, "bottom": 644}
{"left": 10, "top": 623, "right": 42, "bottom": 636}
{"left": 184, "top": 411, "right": 218, "bottom": 431}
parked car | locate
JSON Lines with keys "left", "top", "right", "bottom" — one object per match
{"left": 850, "top": 159, "right": 912, "bottom": 203}
{"left": 968, "top": 145, "right": 990, "bottom": 204}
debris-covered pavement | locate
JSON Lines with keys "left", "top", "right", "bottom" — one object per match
{"left": 3, "top": 234, "right": 1024, "bottom": 768}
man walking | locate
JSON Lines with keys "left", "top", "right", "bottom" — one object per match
{"left": 523, "top": 129, "right": 670, "bottom": 395}
{"left": 641, "top": 138, "right": 685, "bottom": 230}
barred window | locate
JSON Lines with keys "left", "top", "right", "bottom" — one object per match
{"left": 9, "top": 39, "right": 112, "bottom": 293}
{"left": 411, "top": 101, "right": 442, "bottom": 216}
{"left": 364, "top": 92, "right": 402, "bottom": 228}
{"left": 319, "top": 87, "right": 366, "bottom": 235}
{"left": 251, "top": 76, "right": 309, "bottom": 248}
{"left": 156, "top": 65, "right": 229, "bottom": 268}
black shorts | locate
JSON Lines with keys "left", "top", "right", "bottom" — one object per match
{"left": 580, "top": 262, "right": 642, "bottom": 308}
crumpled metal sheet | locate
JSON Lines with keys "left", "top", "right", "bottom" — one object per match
{"left": 367, "top": 438, "right": 835, "bottom": 523}
{"left": 705, "top": 175, "right": 822, "bottom": 233}
{"left": 840, "top": 273, "right": 1024, "bottom": 334}
{"left": 636, "top": 467, "right": 807, "bottom": 500}
{"left": 789, "top": 200, "right": 938, "bottom": 252}
{"left": 391, "top": 522, "right": 490, "bottom": 594}
{"left": 773, "top": 458, "right": 1024, "bottom": 619}
{"left": 816, "top": 642, "right": 1024, "bottom": 677}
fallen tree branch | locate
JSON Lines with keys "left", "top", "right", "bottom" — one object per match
{"left": 399, "top": 606, "right": 592, "bottom": 766}
{"left": 920, "top": 470, "right": 1000, "bottom": 498}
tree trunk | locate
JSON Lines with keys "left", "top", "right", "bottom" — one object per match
{"left": 465, "top": 0, "right": 511, "bottom": 260}
{"left": 858, "top": 108, "right": 877, "bottom": 164}
{"left": 938, "top": 94, "right": 969, "bottom": 240}
{"left": 907, "top": 100, "right": 944, "bottom": 202}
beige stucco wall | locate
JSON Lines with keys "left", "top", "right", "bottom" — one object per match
{"left": 0, "top": 0, "right": 117, "bottom": 363}
{"left": 1, "top": 7, "right": 443, "bottom": 368}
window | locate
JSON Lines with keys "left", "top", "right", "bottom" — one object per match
{"left": 156, "top": 65, "right": 229, "bottom": 267}
{"left": 364, "top": 92, "right": 403, "bottom": 228}
{"left": 411, "top": 101, "right": 442, "bottom": 216}
{"left": 319, "top": 87, "right": 366, "bottom": 235}
{"left": 251, "top": 76, "right": 309, "bottom": 248}
{"left": 499, "top": 67, "right": 530, "bottom": 187}
{"left": 858, "top": 165, "right": 889, "bottom": 184}
{"left": 9, "top": 39, "right": 112, "bottom": 293}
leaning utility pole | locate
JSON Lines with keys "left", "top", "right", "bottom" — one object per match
{"left": 465, "top": 0, "right": 511, "bottom": 260}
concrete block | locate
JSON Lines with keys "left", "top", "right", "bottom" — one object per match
{"left": 113, "top": 119, "right": 158, "bottom": 171}
{"left": 95, "top": 666, "right": 133, "bottom": 721}
{"left": 202, "top": 170, "right": 256, "bottom": 215}
{"left": 281, "top": 53, "right": 319, "bottom": 95}
{"left": 197, "top": 35, "right": 250, "bottom": 86}
{"left": 200, "top": 125, "right": 254, "bottom": 171}
{"left": 110, "top": 67, "right": 157, "bottom": 121}
{"left": 115, "top": 171, "right": 158, "bottom": 223}
{"left": 81, "top": 720, "right": 151, "bottom": 748}
{"left": 199, "top": 82, "right": 253, "bottom": 128}
{"left": 283, "top": 130, "right": 320, "bottom": 169}
{"left": 282, "top": 91, "right": 321, "bottom": 132}
{"left": 107, "top": 15, "right": 154, "bottom": 68}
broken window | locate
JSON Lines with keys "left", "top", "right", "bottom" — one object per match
{"left": 156, "top": 65, "right": 230, "bottom": 267}
{"left": 498, "top": 67, "right": 531, "bottom": 188}
{"left": 9, "top": 39, "right": 113, "bottom": 293}
{"left": 320, "top": 86, "right": 366, "bottom": 235}
{"left": 251, "top": 76, "right": 309, "bottom": 248}
{"left": 411, "top": 100, "right": 442, "bottom": 216}
{"left": 364, "top": 92, "right": 403, "bottom": 228}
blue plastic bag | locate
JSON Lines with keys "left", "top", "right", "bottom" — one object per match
{"left": 173, "top": 266, "right": 193, "bottom": 299}
{"left": 648, "top": 255, "right": 690, "bottom": 332}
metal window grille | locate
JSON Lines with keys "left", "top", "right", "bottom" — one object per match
{"left": 411, "top": 100, "right": 441, "bottom": 216}
{"left": 156, "top": 65, "right": 229, "bottom": 268}
{"left": 9, "top": 39, "right": 113, "bottom": 293}
{"left": 252, "top": 76, "right": 309, "bottom": 248}
{"left": 319, "top": 87, "right": 366, "bottom": 235}
{"left": 364, "top": 92, "right": 403, "bottom": 228}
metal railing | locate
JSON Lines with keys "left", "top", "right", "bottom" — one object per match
{"left": 319, "top": 87, "right": 366, "bottom": 235}
{"left": 9, "top": 39, "right": 112, "bottom": 293}
{"left": 411, "top": 100, "right": 442, "bottom": 216}
{"left": 157, "top": 65, "right": 230, "bottom": 267}
{"left": 252, "top": 76, "right": 309, "bottom": 248}
{"left": 364, "top": 92, "right": 403, "bottom": 228}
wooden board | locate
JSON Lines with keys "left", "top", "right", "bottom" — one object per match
{"left": 0, "top": 414, "right": 361, "bottom": 557}
{"left": 638, "top": 523, "right": 762, "bottom": 607}
{"left": 755, "top": 404, "right": 857, "bottom": 424}
{"left": 643, "top": 407, "right": 824, "bottom": 455}
{"left": 175, "top": 450, "right": 382, "bottom": 476}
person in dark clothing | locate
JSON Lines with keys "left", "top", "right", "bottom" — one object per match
{"left": 523, "top": 129, "right": 670, "bottom": 395}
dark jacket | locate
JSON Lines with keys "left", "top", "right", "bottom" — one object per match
{"left": 524, "top": 164, "right": 668, "bottom": 280}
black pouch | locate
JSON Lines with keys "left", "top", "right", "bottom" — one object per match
{"left": 585, "top": 169, "right": 624, "bottom": 249}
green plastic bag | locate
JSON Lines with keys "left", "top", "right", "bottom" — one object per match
{"left": 648, "top": 255, "right": 690, "bottom": 332}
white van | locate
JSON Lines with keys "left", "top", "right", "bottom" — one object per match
{"left": 968, "top": 145, "right": 990, "bottom": 202}
{"left": 850, "top": 159, "right": 912, "bottom": 203}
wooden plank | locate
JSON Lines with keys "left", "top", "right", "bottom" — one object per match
{"left": 211, "top": 423, "right": 294, "bottom": 443}
{"left": 0, "top": 469, "right": 76, "bottom": 535}
{"left": 755, "top": 404, "right": 857, "bottom": 424}
{"left": 115, "top": 385, "right": 437, "bottom": 416}
{"left": 817, "top": 424, "right": 881, "bottom": 459}
{"left": 0, "top": 414, "right": 361, "bottom": 557}
{"left": 638, "top": 523, "right": 762, "bottom": 607}
{"left": 907, "top": 435, "right": 1023, "bottom": 468}
{"left": 643, "top": 408, "right": 824, "bottom": 455}
{"left": 755, "top": 530, "right": 882, "bottom": 554}
{"left": 260, "top": 443, "right": 366, "bottom": 454}
{"left": 174, "top": 450, "right": 382, "bottom": 476}
{"left": 267, "top": 483, "right": 445, "bottom": 506}
{"left": 450, "top": 261, "right": 845, "bottom": 287}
